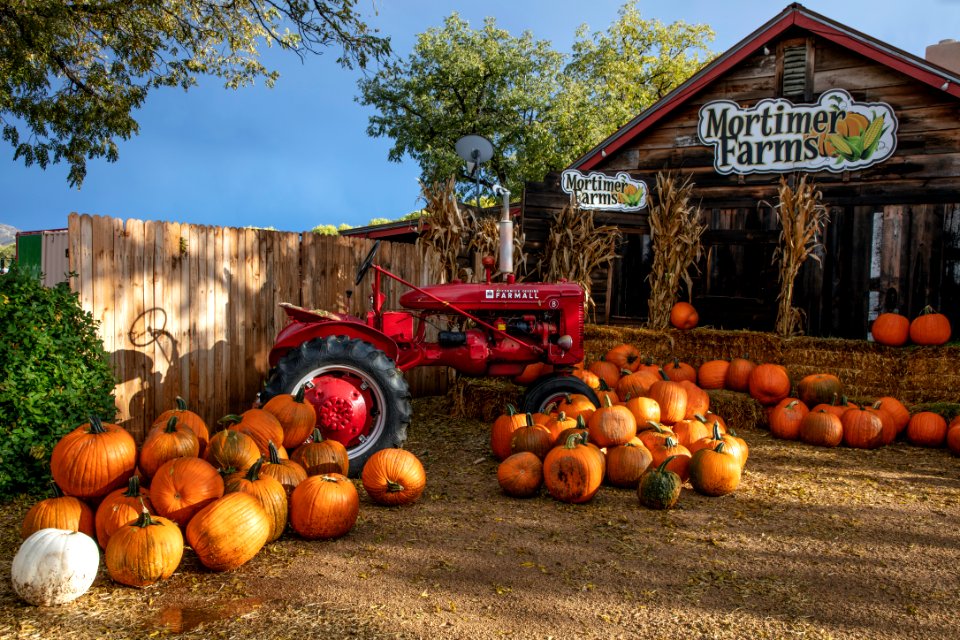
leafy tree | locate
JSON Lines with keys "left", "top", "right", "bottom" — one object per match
{"left": 357, "top": 13, "right": 582, "bottom": 199}
{"left": 567, "top": 3, "right": 715, "bottom": 137}
{"left": 358, "top": 3, "right": 714, "bottom": 199}
{"left": 0, "top": 264, "right": 116, "bottom": 498}
{"left": 1, "top": 0, "right": 390, "bottom": 187}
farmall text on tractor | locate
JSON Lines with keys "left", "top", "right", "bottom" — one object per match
{"left": 258, "top": 193, "right": 598, "bottom": 475}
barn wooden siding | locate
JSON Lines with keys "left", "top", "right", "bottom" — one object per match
{"left": 524, "top": 31, "right": 960, "bottom": 338}
{"left": 67, "top": 214, "right": 448, "bottom": 442}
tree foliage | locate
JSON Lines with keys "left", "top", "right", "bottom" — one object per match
{"left": 358, "top": 2, "right": 714, "bottom": 199}
{"left": 0, "top": 264, "right": 116, "bottom": 498}
{"left": 357, "top": 13, "right": 583, "bottom": 199}
{"left": 567, "top": 3, "right": 715, "bottom": 136}
{"left": 0, "top": 0, "right": 391, "bottom": 187}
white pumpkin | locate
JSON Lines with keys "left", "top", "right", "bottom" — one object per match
{"left": 12, "top": 528, "right": 100, "bottom": 606}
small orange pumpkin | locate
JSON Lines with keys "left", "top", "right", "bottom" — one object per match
{"left": 497, "top": 452, "right": 544, "bottom": 498}
{"left": 361, "top": 448, "right": 427, "bottom": 506}
{"left": 290, "top": 473, "right": 360, "bottom": 539}
{"left": 906, "top": 411, "right": 948, "bottom": 448}
{"left": 21, "top": 483, "right": 95, "bottom": 540}
{"left": 669, "top": 301, "right": 699, "bottom": 330}
{"left": 909, "top": 306, "right": 952, "bottom": 346}
{"left": 871, "top": 313, "right": 909, "bottom": 346}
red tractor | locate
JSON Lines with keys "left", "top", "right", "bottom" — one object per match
{"left": 259, "top": 217, "right": 598, "bottom": 475}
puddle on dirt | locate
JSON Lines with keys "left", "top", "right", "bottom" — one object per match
{"left": 148, "top": 597, "right": 263, "bottom": 634}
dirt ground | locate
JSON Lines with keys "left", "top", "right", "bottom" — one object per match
{"left": 2, "top": 394, "right": 960, "bottom": 640}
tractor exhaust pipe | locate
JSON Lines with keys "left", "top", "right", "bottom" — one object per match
{"left": 494, "top": 185, "right": 513, "bottom": 281}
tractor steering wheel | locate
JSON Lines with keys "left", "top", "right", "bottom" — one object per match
{"left": 355, "top": 240, "right": 381, "bottom": 285}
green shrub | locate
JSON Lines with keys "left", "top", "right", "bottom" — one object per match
{"left": 0, "top": 264, "right": 116, "bottom": 499}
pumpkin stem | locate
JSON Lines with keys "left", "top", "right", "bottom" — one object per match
{"left": 132, "top": 507, "right": 161, "bottom": 528}
{"left": 598, "top": 378, "right": 611, "bottom": 392}
{"left": 386, "top": 479, "right": 406, "bottom": 493}
{"left": 50, "top": 481, "right": 64, "bottom": 498}
{"left": 165, "top": 415, "right": 180, "bottom": 432}
{"left": 505, "top": 403, "right": 518, "bottom": 416}
{"left": 122, "top": 475, "right": 142, "bottom": 498}
{"left": 311, "top": 428, "right": 324, "bottom": 443}
{"left": 88, "top": 415, "right": 106, "bottom": 434}
{"left": 575, "top": 414, "right": 587, "bottom": 429}
{"left": 525, "top": 413, "right": 535, "bottom": 427}
{"left": 714, "top": 441, "right": 726, "bottom": 454}
{"left": 656, "top": 455, "right": 679, "bottom": 473}
{"left": 712, "top": 422, "right": 723, "bottom": 439}
{"left": 602, "top": 395, "right": 614, "bottom": 408}
{"left": 268, "top": 441, "right": 283, "bottom": 464}
{"left": 563, "top": 432, "right": 586, "bottom": 449}
{"left": 245, "top": 457, "right": 265, "bottom": 481}
{"left": 175, "top": 396, "right": 189, "bottom": 411}
{"left": 294, "top": 386, "right": 307, "bottom": 403}
{"left": 657, "top": 367, "right": 669, "bottom": 381}
{"left": 217, "top": 414, "right": 243, "bottom": 426}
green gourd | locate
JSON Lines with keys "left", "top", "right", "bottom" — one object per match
{"left": 637, "top": 455, "right": 682, "bottom": 510}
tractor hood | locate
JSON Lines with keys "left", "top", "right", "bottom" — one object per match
{"left": 399, "top": 281, "right": 584, "bottom": 312}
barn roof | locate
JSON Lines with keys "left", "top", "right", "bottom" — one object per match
{"left": 570, "top": 2, "right": 960, "bottom": 172}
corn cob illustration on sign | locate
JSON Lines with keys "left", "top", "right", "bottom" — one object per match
{"left": 561, "top": 170, "right": 648, "bottom": 211}
{"left": 697, "top": 89, "right": 897, "bottom": 175}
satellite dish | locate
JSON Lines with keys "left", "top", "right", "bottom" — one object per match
{"left": 455, "top": 135, "right": 494, "bottom": 166}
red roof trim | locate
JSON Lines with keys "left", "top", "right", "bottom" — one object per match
{"left": 572, "top": 3, "right": 960, "bottom": 172}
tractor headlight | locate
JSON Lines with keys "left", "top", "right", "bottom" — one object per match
{"left": 557, "top": 334, "right": 573, "bottom": 351}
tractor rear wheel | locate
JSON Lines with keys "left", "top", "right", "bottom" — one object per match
{"left": 261, "top": 335, "right": 411, "bottom": 477}
{"left": 520, "top": 375, "right": 600, "bottom": 414}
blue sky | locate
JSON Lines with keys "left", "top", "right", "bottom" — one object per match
{"left": 2, "top": 0, "right": 958, "bottom": 234}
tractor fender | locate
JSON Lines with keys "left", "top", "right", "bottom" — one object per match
{"left": 268, "top": 320, "right": 400, "bottom": 367}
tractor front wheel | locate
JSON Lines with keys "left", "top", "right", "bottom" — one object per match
{"left": 261, "top": 336, "right": 411, "bottom": 477}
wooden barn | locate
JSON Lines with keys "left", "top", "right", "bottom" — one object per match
{"left": 521, "top": 3, "right": 960, "bottom": 338}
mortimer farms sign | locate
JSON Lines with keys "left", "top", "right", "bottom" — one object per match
{"left": 697, "top": 89, "right": 897, "bottom": 174}
{"left": 561, "top": 170, "right": 648, "bottom": 211}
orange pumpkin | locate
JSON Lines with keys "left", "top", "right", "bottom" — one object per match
{"left": 21, "top": 483, "right": 95, "bottom": 540}
{"left": 688, "top": 442, "right": 741, "bottom": 496}
{"left": 510, "top": 416, "right": 553, "bottom": 460}
{"left": 262, "top": 387, "right": 318, "bottom": 450}
{"left": 946, "top": 423, "right": 960, "bottom": 455}
{"left": 290, "top": 428, "right": 348, "bottom": 477}
{"left": 150, "top": 457, "right": 225, "bottom": 529}
{"left": 105, "top": 509, "right": 183, "bottom": 588}
{"left": 799, "top": 410, "right": 843, "bottom": 447}
{"left": 669, "top": 301, "right": 699, "bottom": 330}
{"left": 224, "top": 458, "right": 288, "bottom": 543}
{"left": 662, "top": 358, "right": 697, "bottom": 383}
{"left": 909, "top": 306, "right": 952, "bottom": 345}
{"left": 796, "top": 374, "right": 843, "bottom": 408}
{"left": 604, "top": 441, "right": 653, "bottom": 488}
{"left": 841, "top": 407, "right": 884, "bottom": 449}
{"left": 221, "top": 409, "right": 284, "bottom": 457}
{"left": 186, "top": 492, "right": 270, "bottom": 571}
{"left": 153, "top": 396, "right": 210, "bottom": 457}
{"left": 678, "top": 380, "right": 709, "bottom": 419}
{"left": 205, "top": 428, "right": 261, "bottom": 475}
{"left": 50, "top": 416, "right": 137, "bottom": 500}
{"left": 874, "top": 397, "right": 910, "bottom": 435}
{"left": 624, "top": 395, "right": 661, "bottom": 426}
{"left": 697, "top": 360, "right": 730, "bottom": 390}
{"left": 260, "top": 440, "right": 308, "bottom": 498}
{"left": 871, "top": 313, "right": 910, "bottom": 346}
{"left": 290, "top": 473, "right": 360, "bottom": 539}
{"left": 647, "top": 436, "right": 691, "bottom": 482}
{"left": 497, "top": 452, "right": 544, "bottom": 498}
{"left": 138, "top": 416, "right": 200, "bottom": 482}
{"left": 586, "top": 397, "right": 637, "bottom": 448}
{"left": 906, "top": 412, "right": 948, "bottom": 448}
{"left": 361, "top": 448, "right": 426, "bottom": 506}
{"left": 768, "top": 399, "right": 809, "bottom": 441}
{"left": 748, "top": 364, "right": 791, "bottom": 406}
{"left": 647, "top": 378, "right": 688, "bottom": 424}
{"left": 725, "top": 356, "right": 755, "bottom": 392}
{"left": 588, "top": 361, "right": 622, "bottom": 389}
{"left": 542, "top": 433, "right": 604, "bottom": 504}
{"left": 94, "top": 476, "right": 153, "bottom": 548}
{"left": 605, "top": 344, "right": 641, "bottom": 372}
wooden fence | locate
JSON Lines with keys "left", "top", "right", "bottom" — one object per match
{"left": 67, "top": 214, "right": 448, "bottom": 442}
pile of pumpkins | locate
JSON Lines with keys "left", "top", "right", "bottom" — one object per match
{"left": 14, "top": 392, "right": 427, "bottom": 606}
{"left": 871, "top": 306, "right": 952, "bottom": 347}
{"left": 493, "top": 343, "right": 751, "bottom": 510}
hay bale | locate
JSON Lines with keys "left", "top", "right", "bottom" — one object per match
{"left": 707, "top": 389, "right": 766, "bottom": 432}
{"left": 448, "top": 377, "right": 523, "bottom": 422}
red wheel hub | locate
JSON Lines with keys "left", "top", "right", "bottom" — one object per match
{"left": 304, "top": 375, "right": 371, "bottom": 446}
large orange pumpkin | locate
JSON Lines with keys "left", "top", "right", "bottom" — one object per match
{"left": 841, "top": 407, "right": 884, "bottom": 449}
{"left": 796, "top": 374, "right": 843, "bottom": 408}
{"left": 906, "top": 412, "right": 948, "bottom": 448}
{"left": 261, "top": 440, "right": 308, "bottom": 498}
{"left": 225, "top": 458, "right": 288, "bottom": 543}
{"left": 647, "top": 378, "right": 688, "bottom": 424}
{"left": 153, "top": 396, "right": 209, "bottom": 457}
{"left": 605, "top": 344, "right": 641, "bottom": 372}
{"left": 105, "top": 509, "right": 183, "bottom": 587}
{"left": 361, "top": 448, "right": 427, "bottom": 506}
{"left": 604, "top": 442, "right": 653, "bottom": 489}
{"left": 262, "top": 387, "right": 317, "bottom": 450}
{"left": 150, "top": 457, "right": 225, "bottom": 529}
{"left": 799, "top": 410, "right": 843, "bottom": 447}
{"left": 748, "top": 364, "right": 791, "bottom": 406}
{"left": 205, "top": 429, "right": 261, "bottom": 475}
{"left": 490, "top": 404, "right": 528, "bottom": 462}
{"left": 543, "top": 433, "right": 604, "bottom": 504}
{"left": 290, "top": 473, "right": 360, "bottom": 539}
{"left": 586, "top": 398, "right": 637, "bottom": 448}
{"left": 95, "top": 475, "right": 153, "bottom": 548}
{"left": 138, "top": 416, "right": 200, "bottom": 482}
{"left": 688, "top": 442, "right": 741, "bottom": 497}
{"left": 290, "top": 428, "right": 348, "bottom": 477}
{"left": 909, "top": 307, "right": 952, "bottom": 346}
{"left": 697, "top": 360, "right": 730, "bottom": 390}
{"left": 50, "top": 416, "right": 137, "bottom": 500}
{"left": 497, "top": 452, "right": 544, "bottom": 498}
{"left": 871, "top": 313, "right": 910, "bottom": 346}
{"left": 186, "top": 492, "right": 270, "bottom": 571}
{"left": 221, "top": 409, "right": 284, "bottom": 457}
{"left": 724, "top": 356, "right": 755, "bottom": 392}
{"left": 768, "top": 399, "right": 809, "bottom": 441}
{"left": 21, "top": 483, "right": 95, "bottom": 540}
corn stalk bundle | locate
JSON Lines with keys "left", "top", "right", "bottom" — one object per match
{"left": 543, "top": 197, "right": 621, "bottom": 318}
{"left": 646, "top": 172, "right": 705, "bottom": 330}
{"left": 417, "top": 176, "right": 467, "bottom": 283}
{"left": 772, "top": 174, "right": 829, "bottom": 337}
{"left": 466, "top": 214, "right": 528, "bottom": 282}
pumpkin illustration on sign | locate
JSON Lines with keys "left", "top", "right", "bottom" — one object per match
{"left": 816, "top": 101, "right": 887, "bottom": 163}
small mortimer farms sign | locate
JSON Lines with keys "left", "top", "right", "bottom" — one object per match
{"left": 561, "top": 170, "right": 648, "bottom": 211}
{"left": 697, "top": 89, "right": 898, "bottom": 174}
